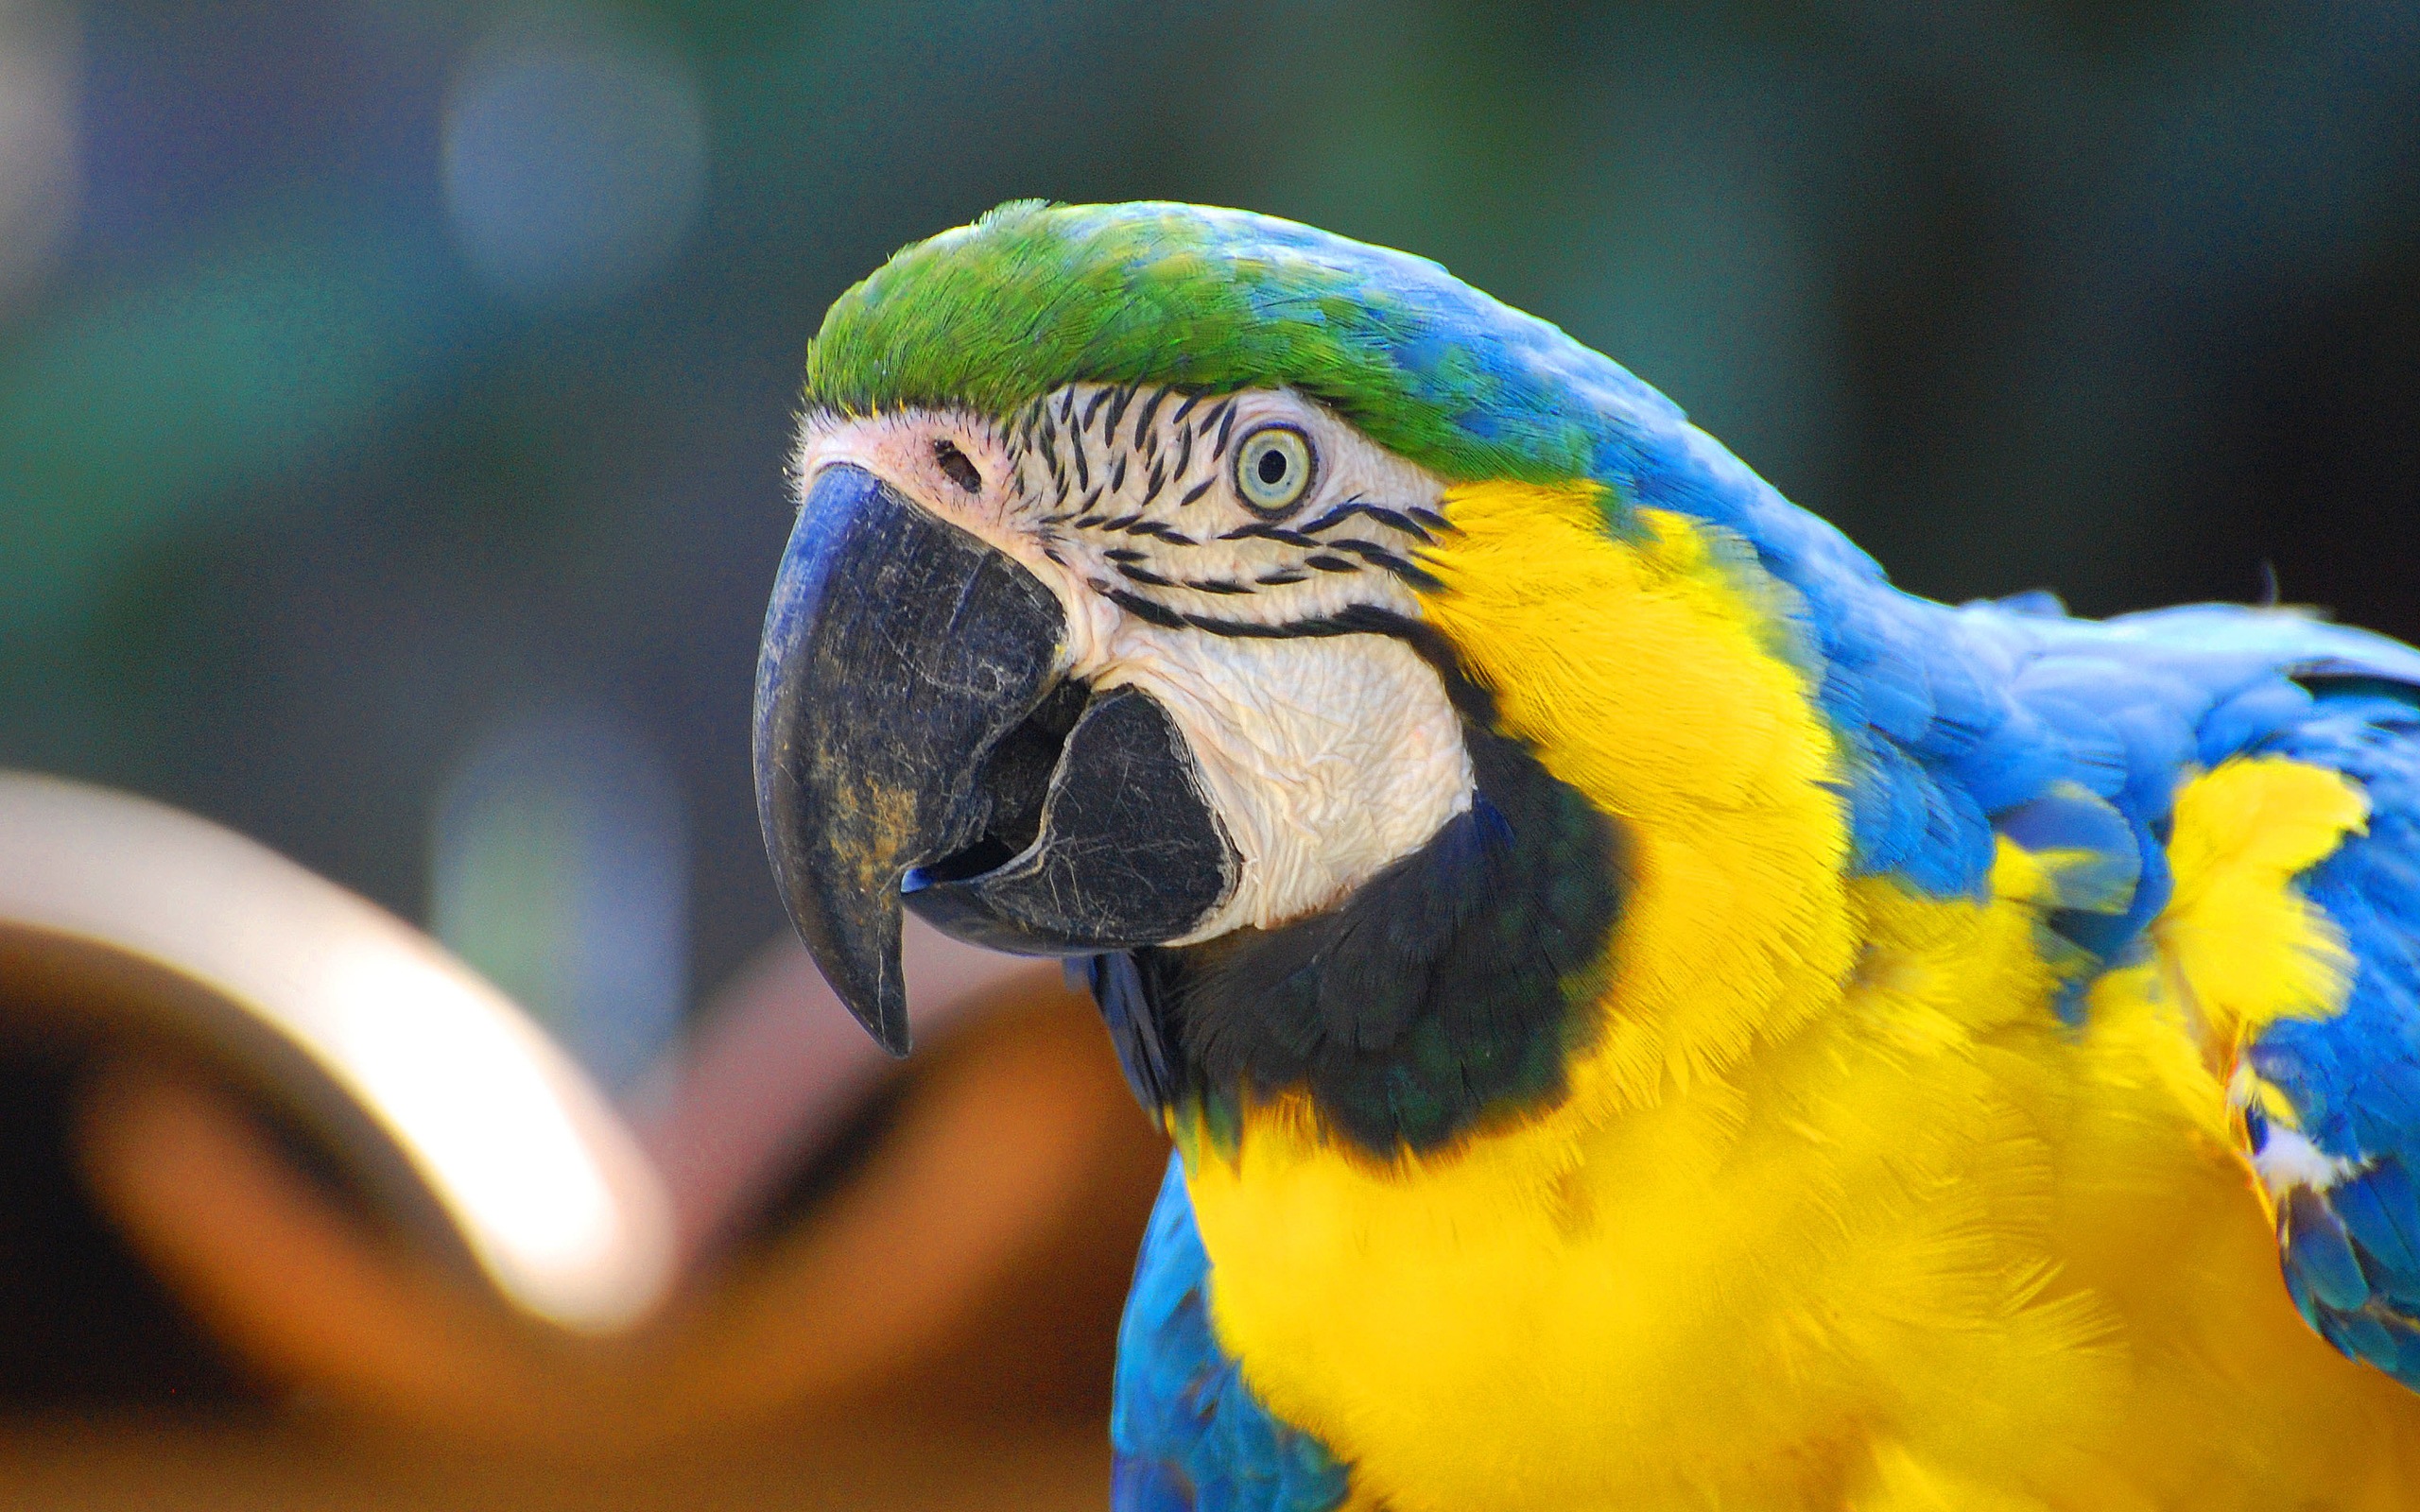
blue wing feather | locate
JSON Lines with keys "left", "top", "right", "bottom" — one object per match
{"left": 2238, "top": 691, "right": 2420, "bottom": 1383}
{"left": 1112, "top": 1155, "right": 1352, "bottom": 1512}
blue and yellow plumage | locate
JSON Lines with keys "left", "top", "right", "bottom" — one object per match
{"left": 757, "top": 201, "right": 2420, "bottom": 1508}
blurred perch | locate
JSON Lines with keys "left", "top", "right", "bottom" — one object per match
{"left": 0, "top": 772, "right": 673, "bottom": 1334}
{"left": 0, "top": 772, "right": 1166, "bottom": 1460}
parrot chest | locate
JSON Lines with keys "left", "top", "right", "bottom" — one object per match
{"left": 1177, "top": 873, "right": 2086, "bottom": 1509}
{"left": 1172, "top": 845, "right": 2420, "bottom": 1512}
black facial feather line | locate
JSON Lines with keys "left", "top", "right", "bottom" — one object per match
{"left": 979, "top": 383, "right": 1469, "bottom": 626}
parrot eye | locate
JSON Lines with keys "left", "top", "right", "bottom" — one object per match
{"left": 1234, "top": 425, "right": 1315, "bottom": 516}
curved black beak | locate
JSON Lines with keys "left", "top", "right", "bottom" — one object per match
{"left": 753, "top": 464, "right": 1236, "bottom": 1055}
{"left": 753, "top": 464, "right": 1065, "bottom": 1053}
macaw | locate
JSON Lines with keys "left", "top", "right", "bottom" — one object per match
{"left": 751, "top": 200, "right": 2420, "bottom": 1509}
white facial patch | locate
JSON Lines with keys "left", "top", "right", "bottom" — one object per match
{"left": 1095, "top": 617, "right": 1472, "bottom": 940}
{"left": 792, "top": 387, "right": 1476, "bottom": 936}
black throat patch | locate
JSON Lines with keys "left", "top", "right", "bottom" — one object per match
{"left": 1081, "top": 620, "right": 1630, "bottom": 1157}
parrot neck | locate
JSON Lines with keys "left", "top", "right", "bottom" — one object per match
{"left": 1097, "top": 696, "right": 1629, "bottom": 1156}
{"left": 1091, "top": 480, "right": 1869, "bottom": 1160}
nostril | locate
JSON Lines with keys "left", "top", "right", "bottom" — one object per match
{"left": 932, "top": 439, "right": 984, "bottom": 495}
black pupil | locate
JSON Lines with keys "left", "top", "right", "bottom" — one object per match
{"left": 1256, "top": 447, "right": 1289, "bottom": 486}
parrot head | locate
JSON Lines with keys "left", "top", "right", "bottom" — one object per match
{"left": 755, "top": 200, "right": 1844, "bottom": 1146}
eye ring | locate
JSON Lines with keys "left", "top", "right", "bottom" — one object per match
{"left": 1233, "top": 424, "right": 1316, "bottom": 517}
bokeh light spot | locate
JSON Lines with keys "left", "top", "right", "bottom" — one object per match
{"left": 0, "top": 1, "right": 81, "bottom": 308}
{"left": 441, "top": 6, "right": 706, "bottom": 307}
{"left": 432, "top": 705, "right": 689, "bottom": 1093}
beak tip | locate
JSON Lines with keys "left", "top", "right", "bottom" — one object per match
{"left": 843, "top": 979, "right": 913, "bottom": 1057}
{"left": 793, "top": 907, "right": 918, "bottom": 1057}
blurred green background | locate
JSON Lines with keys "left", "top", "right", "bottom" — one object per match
{"left": 3, "top": 0, "right": 2417, "bottom": 1086}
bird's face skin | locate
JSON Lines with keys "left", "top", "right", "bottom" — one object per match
{"left": 760, "top": 383, "right": 1478, "bottom": 1056}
